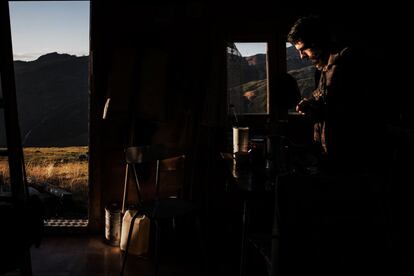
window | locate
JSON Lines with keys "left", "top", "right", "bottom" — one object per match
{"left": 286, "top": 42, "right": 315, "bottom": 99}
{"left": 8, "top": 1, "right": 90, "bottom": 221}
{"left": 227, "top": 42, "right": 269, "bottom": 115}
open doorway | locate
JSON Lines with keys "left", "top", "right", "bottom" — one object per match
{"left": 8, "top": 0, "right": 90, "bottom": 224}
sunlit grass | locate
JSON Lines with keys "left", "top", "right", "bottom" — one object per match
{"left": 0, "top": 147, "right": 88, "bottom": 210}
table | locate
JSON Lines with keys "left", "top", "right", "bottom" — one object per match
{"left": 220, "top": 152, "right": 285, "bottom": 276}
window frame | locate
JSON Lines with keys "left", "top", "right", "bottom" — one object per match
{"left": 224, "top": 33, "right": 283, "bottom": 134}
{"left": 3, "top": 0, "right": 92, "bottom": 232}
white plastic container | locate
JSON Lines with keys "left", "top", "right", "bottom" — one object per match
{"left": 120, "top": 209, "right": 150, "bottom": 255}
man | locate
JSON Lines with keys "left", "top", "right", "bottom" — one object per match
{"left": 285, "top": 15, "right": 388, "bottom": 276}
{"left": 287, "top": 15, "right": 383, "bottom": 173}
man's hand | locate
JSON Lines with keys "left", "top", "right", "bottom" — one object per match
{"left": 296, "top": 98, "right": 311, "bottom": 115}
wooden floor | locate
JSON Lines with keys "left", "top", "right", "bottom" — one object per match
{"left": 18, "top": 232, "right": 262, "bottom": 276}
{"left": 1, "top": 196, "right": 274, "bottom": 276}
{"left": 27, "top": 234, "right": 205, "bottom": 276}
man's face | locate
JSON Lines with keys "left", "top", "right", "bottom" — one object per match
{"left": 294, "top": 41, "right": 326, "bottom": 69}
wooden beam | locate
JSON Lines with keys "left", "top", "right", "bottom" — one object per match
{"left": 0, "top": 0, "right": 28, "bottom": 204}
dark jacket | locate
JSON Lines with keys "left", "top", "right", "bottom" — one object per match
{"left": 306, "top": 47, "right": 384, "bottom": 172}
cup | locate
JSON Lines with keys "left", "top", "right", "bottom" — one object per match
{"left": 233, "top": 126, "right": 249, "bottom": 154}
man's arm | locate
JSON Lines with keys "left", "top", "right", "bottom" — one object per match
{"left": 296, "top": 92, "right": 322, "bottom": 117}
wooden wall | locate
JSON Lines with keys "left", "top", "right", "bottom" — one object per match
{"left": 88, "top": 0, "right": 409, "bottom": 232}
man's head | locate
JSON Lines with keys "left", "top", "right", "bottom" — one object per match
{"left": 287, "top": 15, "right": 332, "bottom": 69}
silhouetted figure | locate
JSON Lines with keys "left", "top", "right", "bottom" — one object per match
{"left": 284, "top": 15, "right": 387, "bottom": 276}
{"left": 288, "top": 15, "right": 384, "bottom": 173}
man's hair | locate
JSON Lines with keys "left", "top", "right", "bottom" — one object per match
{"left": 287, "top": 15, "right": 331, "bottom": 47}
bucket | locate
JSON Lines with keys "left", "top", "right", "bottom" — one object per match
{"left": 105, "top": 203, "right": 121, "bottom": 246}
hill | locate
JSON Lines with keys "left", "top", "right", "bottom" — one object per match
{"left": 286, "top": 45, "right": 315, "bottom": 98}
{"left": 0, "top": 52, "right": 89, "bottom": 147}
{"left": 227, "top": 46, "right": 315, "bottom": 113}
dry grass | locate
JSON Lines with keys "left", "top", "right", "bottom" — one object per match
{"left": 0, "top": 147, "right": 88, "bottom": 207}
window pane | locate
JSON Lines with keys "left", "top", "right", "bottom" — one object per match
{"left": 227, "top": 42, "right": 268, "bottom": 115}
{"left": 0, "top": 109, "right": 11, "bottom": 195}
{"left": 286, "top": 42, "right": 315, "bottom": 99}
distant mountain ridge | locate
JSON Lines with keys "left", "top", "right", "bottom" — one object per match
{"left": 226, "top": 48, "right": 314, "bottom": 113}
{"left": 286, "top": 46, "right": 315, "bottom": 98}
{"left": 0, "top": 52, "right": 89, "bottom": 147}
{"left": 0, "top": 50, "right": 312, "bottom": 146}
{"left": 232, "top": 48, "right": 314, "bottom": 97}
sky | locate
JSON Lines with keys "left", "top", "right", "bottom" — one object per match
{"left": 8, "top": 1, "right": 90, "bottom": 61}
{"left": 235, "top": 42, "right": 294, "bottom": 57}
{"left": 234, "top": 42, "right": 267, "bottom": 57}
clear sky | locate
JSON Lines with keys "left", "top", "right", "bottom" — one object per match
{"left": 234, "top": 42, "right": 267, "bottom": 57}
{"left": 234, "top": 42, "right": 293, "bottom": 57}
{"left": 8, "top": 1, "right": 90, "bottom": 61}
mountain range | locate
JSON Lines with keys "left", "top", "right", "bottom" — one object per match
{"left": 228, "top": 46, "right": 314, "bottom": 113}
{"left": 1, "top": 49, "right": 312, "bottom": 146}
{"left": 286, "top": 45, "right": 315, "bottom": 98}
{"left": 1, "top": 52, "right": 89, "bottom": 147}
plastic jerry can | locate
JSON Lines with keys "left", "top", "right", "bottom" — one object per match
{"left": 120, "top": 209, "right": 150, "bottom": 255}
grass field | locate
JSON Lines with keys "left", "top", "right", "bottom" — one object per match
{"left": 0, "top": 146, "right": 88, "bottom": 215}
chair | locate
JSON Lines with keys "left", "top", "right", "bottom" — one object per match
{"left": 120, "top": 144, "right": 203, "bottom": 276}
